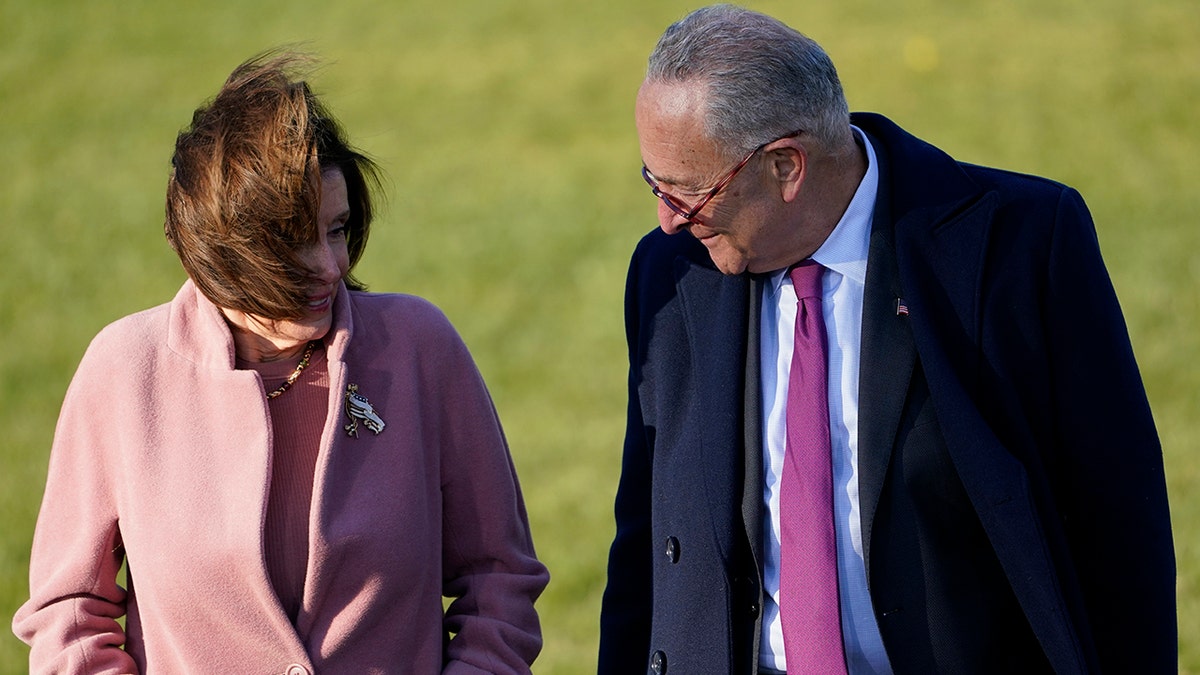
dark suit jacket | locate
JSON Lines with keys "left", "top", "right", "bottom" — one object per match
{"left": 599, "top": 113, "right": 1176, "bottom": 674}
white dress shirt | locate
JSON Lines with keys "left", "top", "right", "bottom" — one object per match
{"left": 758, "top": 128, "right": 893, "bottom": 674}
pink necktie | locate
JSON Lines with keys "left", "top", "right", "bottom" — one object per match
{"left": 780, "top": 261, "right": 848, "bottom": 673}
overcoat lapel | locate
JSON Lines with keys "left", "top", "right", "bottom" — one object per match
{"left": 893, "top": 196, "right": 1085, "bottom": 672}
{"left": 673, "top": 255, "right": 750, "bottom": 564}
{"left": 856, "top": 178, "right": 917, "bottom": 575}
{"left": 858, "top": 119, "right": 1082, "bottom": 670}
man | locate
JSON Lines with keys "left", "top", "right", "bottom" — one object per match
{"left": 599, "top": 5, "right": 1175, "bottom": 674}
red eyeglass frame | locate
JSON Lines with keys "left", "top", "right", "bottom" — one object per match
{"left": 641, "top": 129, "right": 803, "bottom": 222}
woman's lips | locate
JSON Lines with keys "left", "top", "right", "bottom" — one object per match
{"left": 306, "top": 289, "right": 334, "bottom": 312}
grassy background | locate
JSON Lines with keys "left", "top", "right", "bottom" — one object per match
{"left": 2, "top": 0, "right": 1196, "bottom": 671}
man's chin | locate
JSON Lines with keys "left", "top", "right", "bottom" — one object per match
{"left": 710, "top": 257, "right": 748, "bottom": 276}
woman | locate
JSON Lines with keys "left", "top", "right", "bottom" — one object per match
{"left": 13, "top": 53, "right": 549, "bottom": 673}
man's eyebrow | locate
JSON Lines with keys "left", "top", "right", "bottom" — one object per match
{"left": 645, "top": 165, "right": 701, "bottom": 192}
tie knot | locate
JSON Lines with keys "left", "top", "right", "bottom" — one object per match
{"left": 789, "top": 260, "right": 824, "bottom": 300}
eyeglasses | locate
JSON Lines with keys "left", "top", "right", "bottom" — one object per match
{"left": 641, "top": 129, "right": 803, "bottom": 223}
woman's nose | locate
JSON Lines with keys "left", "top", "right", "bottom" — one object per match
{"left": 302, "top": 242, "right": 341, "bottom": 283}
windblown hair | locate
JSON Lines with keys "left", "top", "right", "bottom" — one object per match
{"left": 164, "top": 51, "right": 380, "bottom": 321}
{"left": 646, "top": 4, "right": 852, "bottom": 158}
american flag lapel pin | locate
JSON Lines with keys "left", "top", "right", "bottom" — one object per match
{"left": 344, "top": 383, "right": 386, "bottom": 438}
{"left": 895, "top": 297, "right": 909, "bottom": 316}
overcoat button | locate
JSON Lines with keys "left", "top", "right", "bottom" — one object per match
{"left": 665, "top": 536, "right": 680, "bottom": 564}
{"left": 286, "top": 665, "right": 310, "bottom": 675}
{"left": 650, "top": 649, "right": 668, "bottom": 674}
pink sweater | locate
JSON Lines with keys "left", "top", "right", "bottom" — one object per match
{"left": 14, "top": 280, "right": 549, "bottom": 674}
{"left": 249, "top": 348, "right": 329, "bottom": 622}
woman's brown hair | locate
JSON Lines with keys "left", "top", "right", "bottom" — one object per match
{"left": 165, "top": 51, "right": 380, "bottom": 320}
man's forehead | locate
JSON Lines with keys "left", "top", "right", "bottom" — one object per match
{"left": 636, "top": 80, "right": 719, "bottom": 187}
{"left": 637, "top": 80, "right": 706, "bottom": 118}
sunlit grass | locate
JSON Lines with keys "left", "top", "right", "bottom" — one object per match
{"left": 2, "top": 0, "right": 1197, "bottom": 671}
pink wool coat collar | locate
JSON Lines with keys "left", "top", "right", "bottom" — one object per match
{"left": 16, "top": 280, "right": 548, "bottom": 674}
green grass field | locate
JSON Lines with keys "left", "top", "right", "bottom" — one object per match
{"left": 2, "top": 0, "right": 1196, "bottom": 671}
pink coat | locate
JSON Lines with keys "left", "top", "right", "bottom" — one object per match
{"left": 14, "top": 280, "right": 549, "bottom": 674}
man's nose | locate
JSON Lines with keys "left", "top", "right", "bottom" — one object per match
{"left": 658, "top": 201, "right": 690, "bottom": 235}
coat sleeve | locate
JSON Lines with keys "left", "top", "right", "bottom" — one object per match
{"left": 1042, "top": 188, "right": 1176, "bottom": 669}
{"left": 12, "top": 337, "right": 138, "bottom": 674}
{"left": 597, "top": 243, "right": 655, "bottom": 673}
{"left": 434, "top": 324, "right": 549, "bottom": 674}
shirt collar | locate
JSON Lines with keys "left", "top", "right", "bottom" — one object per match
{"left": 767, "top": 125, "right": 878, "bottom": 294}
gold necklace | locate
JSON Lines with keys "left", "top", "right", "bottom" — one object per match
{"left": 266, "top": 340, "right": 320, "bottom": 399}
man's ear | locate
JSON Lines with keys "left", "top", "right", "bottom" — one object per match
{"left": 768, "top": 140, "right": 806, "bottom": 202}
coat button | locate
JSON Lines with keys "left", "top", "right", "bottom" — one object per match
{"left": 650, "top": 649, "right": 668, "bottom": 674}
{"left": 664, "top": 536, "right": 680, "bottom": 564}
{"left": 286, "top": 665, "right": 310, "bottom": 675}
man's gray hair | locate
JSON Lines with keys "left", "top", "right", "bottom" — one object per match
{"left": 646, "top": 4, "right": 852, "bottom": 158}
